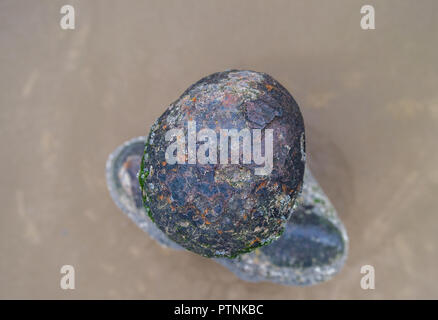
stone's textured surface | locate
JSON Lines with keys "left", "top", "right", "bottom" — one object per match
{"left": 140, "top": 70, "right": 306, "bottom": 258}
{"left": 261, "top": 206, "right": 344, "bottom": 269}
{"left": 217, "top": 169, "right": 349, "bottom": 286}
{"left": 106, "top": 137, "right": 182, "bottom": 250}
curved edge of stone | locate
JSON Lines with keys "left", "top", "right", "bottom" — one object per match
{"left": 105, "top": 136, "right": 183, "bottom": 251}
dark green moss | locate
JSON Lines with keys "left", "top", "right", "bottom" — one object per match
{"left": 139, "top": 139, "right": 154, "bottom": 223}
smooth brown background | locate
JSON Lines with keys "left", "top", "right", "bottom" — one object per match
{"left": 1, "top": 0, "right": 437, "bottom": 299}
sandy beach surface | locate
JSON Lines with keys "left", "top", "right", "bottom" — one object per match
{"left": 1, "top": 0, "right": 437, "bottom": 299}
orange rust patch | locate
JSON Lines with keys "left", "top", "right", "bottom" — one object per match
{"left": 281, "top": 184, "right": 293, "bottom": 193}
{"left": 217, "top": 230, "right": 223, "bottom": 235}
{"left": 256, "top": 180, "right": 267, "bottom": 192}
{"left": 192, "top": 97, "right": 197, "bottom": 103}
{"left": 162, "top": 124, "right": 167, "bottom": 130}
{"left": 159, "top": 195, "right": 164, "bottom": 200}
{"left": 201, "top": 209, "right": 212, "bottom": 225}
{"left": 265, "top": 84, "right": 274, "bottom": 91}
{"left": 249, "top": 237, "right": 260, "bottom": 246}
{"left": 162, "top": 161, "right": 167, "bottom": 166}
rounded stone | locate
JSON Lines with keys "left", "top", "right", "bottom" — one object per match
{"left": 140, "top": 70, "right": 305, "bottom": 258}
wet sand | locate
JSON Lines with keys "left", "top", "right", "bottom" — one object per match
{"left": 1, "top": 0, "right": 437, "bottom": 299}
